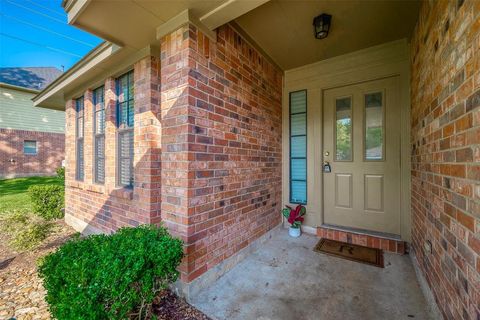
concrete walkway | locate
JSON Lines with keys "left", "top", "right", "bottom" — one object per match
{"left": 191, "top": 229, "right": 434, "bottom": 320}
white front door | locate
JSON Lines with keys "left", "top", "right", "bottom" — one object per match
{"left": 323, "top": 77, "right": 401, "bottom": 235}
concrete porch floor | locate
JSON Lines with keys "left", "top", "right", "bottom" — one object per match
{"left": 190, "top": 229, "right": 434, "bottom": 320}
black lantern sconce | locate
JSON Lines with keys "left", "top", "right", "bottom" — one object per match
{"left": 313, "top": 13, "right": 332, "bottom": 39}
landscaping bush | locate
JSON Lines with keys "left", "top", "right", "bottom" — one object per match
{"left": 0, "top": 210, "right": 55, "bottom": 251}
{"left": 56, "top": 166, "right": 65, "bottom": 180}
{"left": 28, "top": 185, "right": 64, "bottom": 220}
{"left": 38, "top": 225, "right": 184, "bottom": 320}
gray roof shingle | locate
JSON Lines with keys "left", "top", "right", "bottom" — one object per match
{"left": 0, "top": 67, "right": 63, "bottom": 90}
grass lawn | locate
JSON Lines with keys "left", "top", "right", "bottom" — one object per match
{"left": 0, "top": 176, "right": 64, "bottom": 213}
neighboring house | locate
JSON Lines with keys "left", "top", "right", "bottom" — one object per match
{"left": 0, "top": 67, "right": 65, "bottom": 178}
{"left": 34, "top": 1, "right": 479, "bottom": 318}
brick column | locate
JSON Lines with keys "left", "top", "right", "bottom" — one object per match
{"left": 83, "top": 89, "right": 94, "bottom": 184}
{"left": 160, "top": 25, "right": 195, "bottom": 279}
{"left": 160, "top": 23, "right": 283, "bottom": 284}
{"left": 65, "top": 99, "right": 76, "bottom": 183}
{"left": 104, "top": 78, "right": 117, "bottom": 191}
{"left": 133, "top": 56, "right": 162, "bottom": 224}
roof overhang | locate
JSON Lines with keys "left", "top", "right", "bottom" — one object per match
{"left": 35, "top": 0, "right": 269, "bottom": 110}
{"left": 0, "top": 82, "right": 40, "bottom": 94}
{"left": 33, "top": 42, "right": 159, "bottom": 110}
{"left": 61, "top": 0, "right": 269, "bottom": 49}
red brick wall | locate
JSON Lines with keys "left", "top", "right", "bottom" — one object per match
{"left": 64, "top": 56, "right": 162, "bottom": 232}
{"left": 0, "top": 129, "right": 64, "bottom": 178}
{"left": 160, "top": 24, "right": 283, "bottom": 282}
{"left": 64, "top": 23, "right": 282, "bottom": 284}
{"left": 411, "top": 1, "right": 480, "bottom": 319}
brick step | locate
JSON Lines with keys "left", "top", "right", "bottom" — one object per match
{"left": 317, "top": 225, "right": 406, "bottom": 255}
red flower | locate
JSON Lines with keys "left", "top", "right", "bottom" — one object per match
{"left": 287, "top": 205, "right": 305, "bottom": 225}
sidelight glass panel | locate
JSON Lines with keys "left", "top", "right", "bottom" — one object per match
{"left": 291, "top": 113, "right": 307, "bottom": 136}
{"left": 335, "top": 97, "right": 352, "bottom": 161}
{"left": 365, "top": 92, "right": 384, "bottom": 160}
{"left": 289, "top": 90, "right": 307, "bottom": 204}
{"left": 291, "top": 159, "right": 306, "bottom": 180}
{"left": 291, "top": 136, "right": 306, "bottom": 157}
{"left": 291, "top": 181, "right": 307, "bottom": 204}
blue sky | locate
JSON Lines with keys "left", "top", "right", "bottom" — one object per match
{"left": 0, "top": 0, "right": 102, "bottom": 71}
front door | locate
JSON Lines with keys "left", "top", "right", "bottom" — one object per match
{"left": 323, "top": 77, "right": 401, "bottom": 235}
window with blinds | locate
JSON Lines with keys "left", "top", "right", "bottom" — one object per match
{"left": 93, "top": 86, "right": 105, "bottom": 184}
{"left": 289, "top": 90, "right": 307, "bottom": 204}
{"left": 76, "top": 96, "right": 84, "bottom": 181}
{"left": 23, "top": 140, "right": 37, "bottom": 155}
{"left": 116, "top": 71, "right": 134, "bottom": 188}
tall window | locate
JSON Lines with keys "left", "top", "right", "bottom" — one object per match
{"left": 76, "top": 96, "right": 84, "bottom": 181}
{"left": 93, "top": 86, "right": 105, "bottom": 184}
{"left": 289, "top": 90, "right": 307, "bottom": 204}
{"left": 116, "top": 71, "right": 134, "bottom": 187}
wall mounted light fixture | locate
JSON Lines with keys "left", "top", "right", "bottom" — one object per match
{"left": 313, "top": 13, "right": 332, "bottom": 39}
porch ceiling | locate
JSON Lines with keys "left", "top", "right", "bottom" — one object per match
{"left": 234, "top": 0, "right": 421, "bottom": 70}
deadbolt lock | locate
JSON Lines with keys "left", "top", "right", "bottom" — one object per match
{"left": 323, "top": 161, "right": 331, "bottom": 173}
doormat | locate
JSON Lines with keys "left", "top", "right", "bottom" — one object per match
{"left": 314, "top": 238, "right": 384, "bottom": 268}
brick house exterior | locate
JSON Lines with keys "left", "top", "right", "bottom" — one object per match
{"left": 411, "top": 1, "right": 480, "bottom": 318}
{"left": 62, "top": 24, "right": 282, "bottom": 289}
{"left": 0, "top": 129, "right": 64, "bottom": 178}
{"left": 34, "top": 0, "right": 479, "bottom": 317}
{"left": 0, "top": 68, "right": 64, "bottom": 178}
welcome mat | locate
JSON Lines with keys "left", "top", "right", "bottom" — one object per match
{"left": 314, "top": 238, "right": 384, "bottom": 268}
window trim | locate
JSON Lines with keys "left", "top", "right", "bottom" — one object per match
{"left": 289, "top": 89, "right": 307, "bottom": 205}
{"left": 23, "top": 140, "right": 37, "bottom": 155}
{"left": 75, "top": 96, "right": 85, "bottom": 181}
{"left": 93, "top": 86, "right": 105, "bottom": 184}
{"left": 116, "top": 70, "right": 134, "bottom": 188}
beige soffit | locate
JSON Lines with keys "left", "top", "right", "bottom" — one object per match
{"left": 62, "top": 0, "right": 271, "bottom": 51}
{"left": 156, "top": 9, "right": 217, "bottom": 42}
{"left": 62, "top": 0, "right": 91, "bottom": 24}
{"left": 235, "top": 0, "right": 420, "bottom": 70}
{"left": 199, "top": 0, "right": 270, "bottom": 30}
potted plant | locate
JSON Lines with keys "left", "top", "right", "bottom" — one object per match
{"left": 282, "top": 204, "right": 306, "bottom": 237}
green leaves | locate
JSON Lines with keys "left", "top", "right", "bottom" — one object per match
{"left": 38, "top": 225, "right": 184, "bottom": 319}
{"left": 0, "top": 210, "right": 54, "bottom": 251}
{"left": 28, "top": 185, "right": 64, "bottom": 220}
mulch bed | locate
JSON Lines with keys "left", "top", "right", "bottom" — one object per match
{"left": 0, "top": 220, "right": 210, "bottom": 320}
{"left": 152, "top": 290, "right": 211, "bottom": 320}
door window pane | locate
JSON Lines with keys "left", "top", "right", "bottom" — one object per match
{"left": 335, "top": 97, "right": 352, "bottom": 161}
{"left": 365, "top": 92, "right": 383, "bottom": 160}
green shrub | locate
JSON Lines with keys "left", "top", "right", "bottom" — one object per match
{"left": 56, "top": 167, "right": 65, "bottom": 180}
{"left": 0, "top": 210, "right": 55, "bottom": 251}
{"left": 28, "top": 185, "right": 64, "bottom": 220}
{"left": 38, "top": 225, "right": 184, "bottom": 320}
